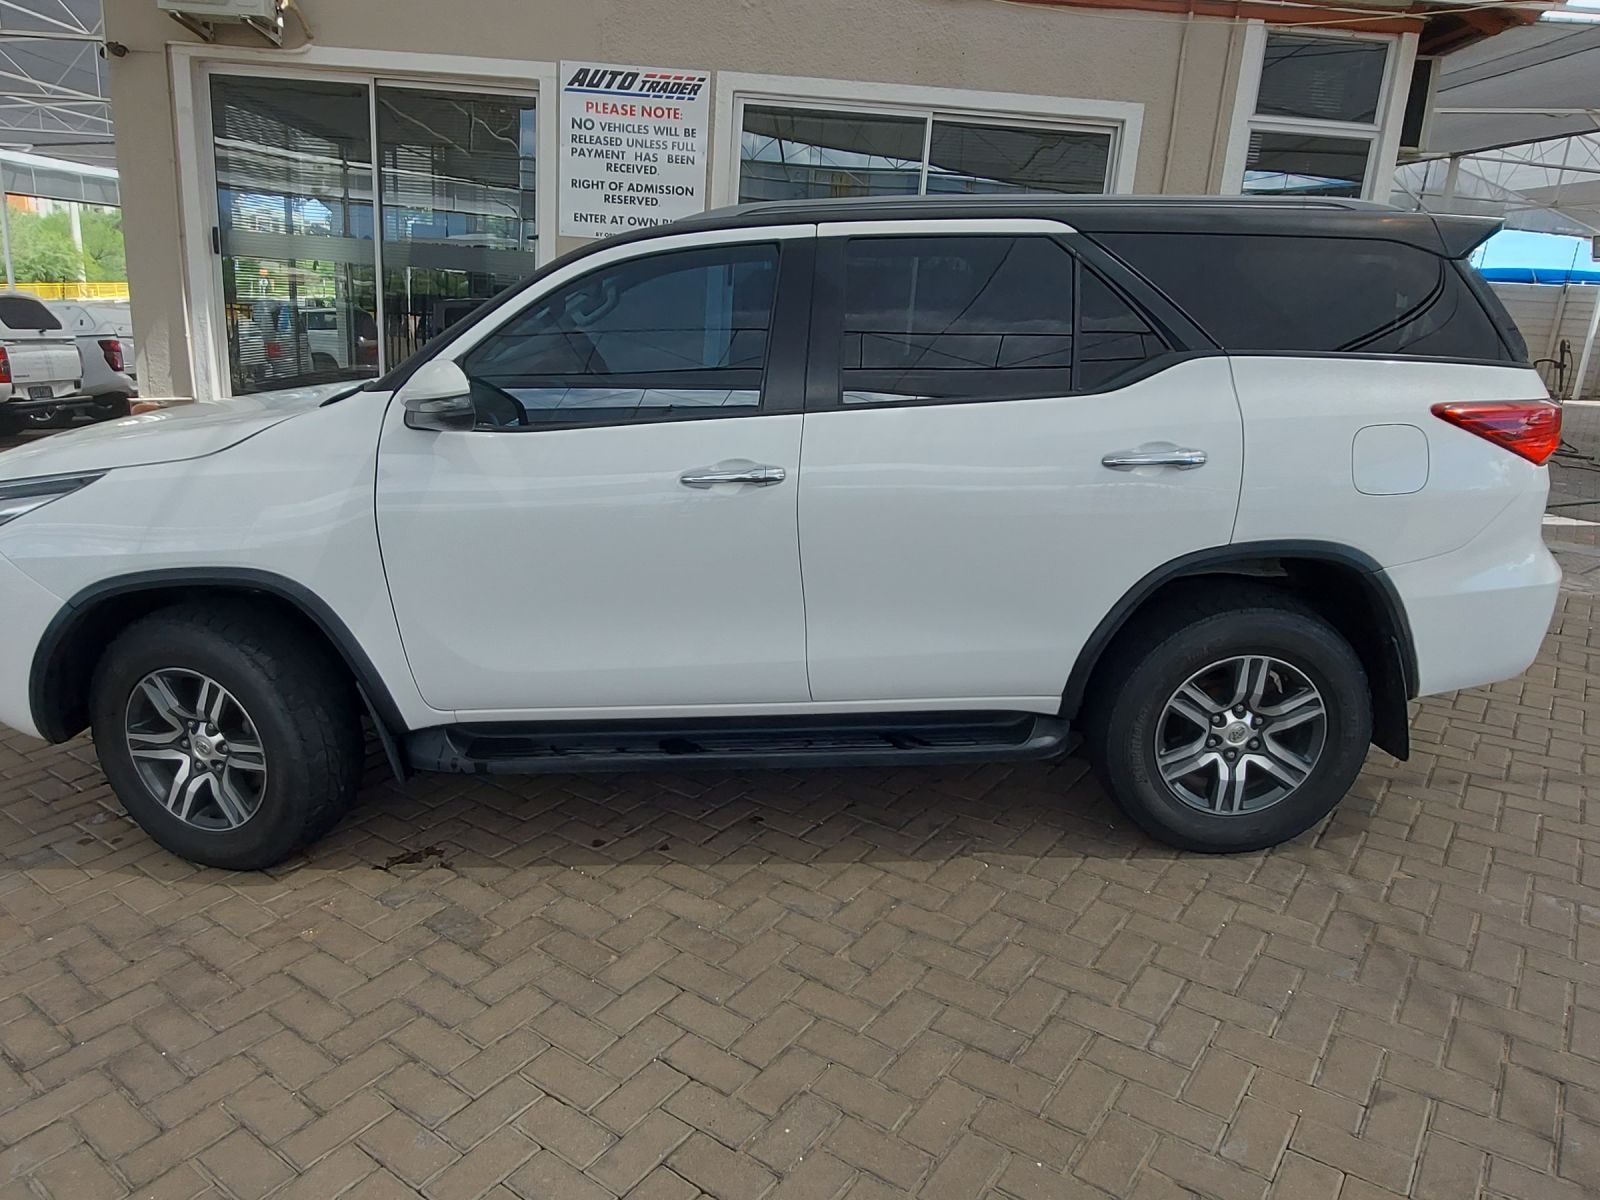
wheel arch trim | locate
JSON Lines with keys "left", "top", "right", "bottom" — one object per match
{"left": 29, "top": 566, "right": 408, "bottom": 746}
{"left": 1061, "top": 540, "right": 1417, "bottom": 754}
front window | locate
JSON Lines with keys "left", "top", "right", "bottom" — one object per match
{"left": 461, "top": 243, "right": 780, "bottom": 428}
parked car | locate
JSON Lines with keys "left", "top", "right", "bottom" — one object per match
{"left": 232, "top": 300, "right": 377, "bottom": 388}
{"left": 302, "top": 305, "right": 378, "bottom": 374}
{"left": 0, "top": 196, "right": 1561, "bottom": 869}
{"left": 0, "top": 292, "right": 84, "bottom": 433}
{"left": 47, "top": 301, "right": 138, "bottom": 423}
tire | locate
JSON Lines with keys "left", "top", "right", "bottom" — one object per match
{"left": 90, "top": 602, "right": 362, "bottom": 869}
{"left": 1085, "top": 583, "right": 1371, "bottom": 853}
{"left": 312, "top": 353, "right": 338, "bottom": 373}
{"left": 89, "top": 393, "right": 131, "bottom": 421}
{"left": 0, "top": 410, "right": 19, "bottom": 437}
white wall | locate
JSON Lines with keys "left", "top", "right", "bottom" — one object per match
{"left": 1493, "top": 282, "right": 1600, "bottom": 400}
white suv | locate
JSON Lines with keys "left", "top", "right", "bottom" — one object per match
{"left": 0, "top": 197, "right": 1561, "bottom": 869}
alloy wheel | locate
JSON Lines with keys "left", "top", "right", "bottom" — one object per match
{"left": 124, "top": 668, "right": 267, "bottom": 830}
{"left": 1154, "top": 655, "right": 1327, "bottom": 815}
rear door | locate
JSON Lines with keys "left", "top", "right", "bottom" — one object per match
{"left": 796, "top": 220, "right": 1244, "bottom": 706}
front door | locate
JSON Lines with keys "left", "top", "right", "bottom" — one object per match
{"left": 796, "top": 224, "right": 1245, "bottom": 705}
{"left": 376, "top": 230, "right": 815, "bottom": 714}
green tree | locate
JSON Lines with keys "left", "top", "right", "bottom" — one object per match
{"left": 6, "top": 208, "right": 79, "bottom": 283}
{"left": 2, "top": 203, "right": 128, "bottom": 285}
{"left": 80, "top": 206, "right": 126, "bottom": 282}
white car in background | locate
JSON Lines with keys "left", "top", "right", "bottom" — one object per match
{"left": 0, "top": 292, "right": 83, "bottom": 433}
{"left": 40, "top": 301, "right": 138, "bottom": 425}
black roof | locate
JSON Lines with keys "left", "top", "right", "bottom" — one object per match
{"left": 663, "top": 194, "right": 1500, "bottom": 258}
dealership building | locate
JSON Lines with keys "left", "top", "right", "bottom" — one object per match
{"left": 104, "top": 0, "right": 1534, "bottom": 401}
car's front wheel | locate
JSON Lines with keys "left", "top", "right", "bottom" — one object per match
{"left": 90, "top": 603, "right": 362, "bottom": 869}
{"left": 1087, "top": 585, "right": 1372, "bottom": 853}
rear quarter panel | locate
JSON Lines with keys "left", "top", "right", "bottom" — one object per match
{"left": 1229, "top": 358, "right": 1549, "bottom": 567}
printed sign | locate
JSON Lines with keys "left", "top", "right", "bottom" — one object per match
{"left": 559, "top": 61, "right": 710, "bottom": 239}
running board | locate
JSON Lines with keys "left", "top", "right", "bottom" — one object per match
{"left": 406, "top": 711, "right": 1072, "bottom": 775}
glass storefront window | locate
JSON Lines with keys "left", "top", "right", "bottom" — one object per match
{"left": 210, "top": 74, "right": 537, "bottom": 395}
{"left": 738, "top": 104, "right": 1114, "bottom": 204}
{"left": 211, "top": 76, "right": 378, "bottom": 395}
{"left": 377, "top": 86, "right": 537, "bottom": 365}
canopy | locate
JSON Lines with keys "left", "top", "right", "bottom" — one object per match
{"left": 1393, "top": 18, "right": 1600, "bottom": 235}
{"left": 0, "top": 1, "right": 114, "bottom": 174}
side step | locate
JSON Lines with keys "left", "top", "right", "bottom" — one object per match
{"left": 406, "top": 711, "right": 1072, "bottom": 775}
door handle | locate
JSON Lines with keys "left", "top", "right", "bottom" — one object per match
{"left": 1101, "top": 447, "right": 1208, "bottom": 471}
{"left": 679, "top": 464, "right": 787, "bottom": 489}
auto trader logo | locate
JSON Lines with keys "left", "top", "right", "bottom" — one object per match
{"left": 564, "top": 66, "right": 706, "bottom": 102}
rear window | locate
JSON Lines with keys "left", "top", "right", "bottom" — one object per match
{"left": 1093, "top": 233, "right": 1521, "bottom": 363}
{"left": 0, "top": 295, "right": 62, "bottom": 331}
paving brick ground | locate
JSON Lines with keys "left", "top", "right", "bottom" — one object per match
{"left": 0, "top": 422, "right": 1597, "bottom": 1198}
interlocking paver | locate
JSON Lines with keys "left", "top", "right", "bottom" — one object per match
{"left": 2, "top": 425, "right": 1599, "bottom": 1196}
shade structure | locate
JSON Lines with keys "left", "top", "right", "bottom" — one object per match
{"left": 1393, "top": 19, "right": 1600, "bottom": 236}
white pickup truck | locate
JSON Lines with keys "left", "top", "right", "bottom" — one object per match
{"left": 0, "top": 292, "right": 83, "bottom": 433}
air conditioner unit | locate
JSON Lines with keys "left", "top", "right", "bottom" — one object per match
{"left": 157, "top": 0, "right": 285, "bottom": 45}
{"left": 1399, "top": 57, "right": 1440, "bottom": 156}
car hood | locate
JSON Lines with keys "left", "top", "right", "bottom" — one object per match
{"left": 0, "top": 383, "right": 357, "bottom": 480}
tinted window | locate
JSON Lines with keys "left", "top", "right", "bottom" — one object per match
{"left": 1077, "top": 271, "right": 1168, "bottom": 389}
{"left": 740, "top": 106, "right": 924, "bottom": 203}
{"left": 0, "top": 296, "right": 62, "bottom": 331}
{"left": 1256, "top": 33, "right": 1387, "bottom": 125}
{"left": 738, "top": 107, "right": 1113, "bottom": 204}
{"left": 838, "top": 236, "right": 1075, "bottom": 404}
{"left": 462, "top": 243, "right": 779, "bottom": 427}
{"left": 923, "top": 121, "right": 1111, "bottom": 196}
{"left": 1243, "top": 131, "right": 1368, "bottom": 198}
{"left": 1096, "top": 233, "right": 1517, "bottom": 362}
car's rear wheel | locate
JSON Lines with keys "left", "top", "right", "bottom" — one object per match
{"left": 90, "top": 604, "right": 362, "bottom": 869}
{"left": 1086, "top": 585, "right": 1371, "bottom": 853}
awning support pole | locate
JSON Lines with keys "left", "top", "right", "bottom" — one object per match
{"left": 0, "top": 193, "right": 13, "bottom": 289}
{"left": 1575, "top": 286, "right": 1600, "bottom": 402}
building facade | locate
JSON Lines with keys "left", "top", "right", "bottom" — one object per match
{"left": 105, "top": 0, "right": 1528, "bottom": 401}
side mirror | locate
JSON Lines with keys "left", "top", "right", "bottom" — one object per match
{"left": 400, "top": 359, "right": 476, "bottom": 432}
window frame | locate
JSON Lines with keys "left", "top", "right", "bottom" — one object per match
{"left": 803, "top": 219, "right": 1199, "bottom": 415}
{"left": 712, "top": 73, "right": 1143, "bottom": 207}
{"left": 1220, "top": 23, "right": 1416, "bottom": 203}
{"left": 445, "top": 224, "right": 817, "bottom": 433}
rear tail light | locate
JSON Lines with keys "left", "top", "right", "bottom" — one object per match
{"left": 99, "top": 339, "right": 123, "bottom": 373}
{"left": 1431, "top": 399, "right": 1562, "bottom": 466}
{"left": 0, "top": 347, "right": 10, "bottom": 386}
{"left": 263, "top": 340, "right": 282, "bottom": 360}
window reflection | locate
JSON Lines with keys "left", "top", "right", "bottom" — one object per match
{"left": 739, "top": 106, "right": 925, "bottom": 202}
{"left": 377, "top": 86, "right": 538, "bottom": 364}
{"left": 212, "top": 76, "right": 379, "bottom": 395}
{"left": 925, "top": 121, "right": 1110, "bottom": 195}
{"left": 1243, "top": 131, "right": 1369, "bottom": 198}
{"left": 738, "top": 104, "right": 1114, "bottom": 204}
